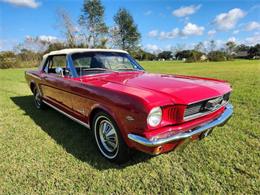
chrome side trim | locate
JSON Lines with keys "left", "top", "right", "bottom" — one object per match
{"left": 128, "top": 103, "right": 233, "bottom": 147}
{"left": 42, "top": 100, "right": 90, "bottom": 129}
{"left": 27, "top": 73, "right": 41, "bottom": 80}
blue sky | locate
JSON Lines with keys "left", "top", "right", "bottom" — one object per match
{"left": 0, "top": 0, "right": 260, "bottom": 52}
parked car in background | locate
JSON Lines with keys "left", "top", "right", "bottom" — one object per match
{"left": 25, "top": 49, "right": 233, "bottom": 163}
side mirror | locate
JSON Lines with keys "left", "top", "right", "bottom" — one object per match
{"left": 55, "top": 67, "right": 64, "bottom": 77}
{"left": 64, "top": 68, "right": 70, "bottom": 76}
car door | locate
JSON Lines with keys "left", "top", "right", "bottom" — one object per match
{"left": 68, "top": 53, "right": 93, "bottom": 119}
{"left": 40, "top": 55, "right": 73, "bottom": 110}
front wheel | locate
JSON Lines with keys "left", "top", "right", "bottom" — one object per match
{"left": 92, "top": 112, "right": 130, "bottom": 164}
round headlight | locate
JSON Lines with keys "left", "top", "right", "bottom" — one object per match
{"left": 147, "top": 107, "right": 162, "bottom": 127}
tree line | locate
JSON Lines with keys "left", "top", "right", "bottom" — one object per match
{"left": 132, "top": 41, "right": 260, "bottom": 62}
{"left": 1, "top": 0, "right": 260, "bottom": 68}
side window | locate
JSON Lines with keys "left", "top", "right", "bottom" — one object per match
{"left": 43, "top": 55, "right": 67, "bottom": 74}
{"left": 52, "top": 55, "right": 67, "bottom": 69}
{"left": 43, "top": 57, "right": 52, "bottom": 73}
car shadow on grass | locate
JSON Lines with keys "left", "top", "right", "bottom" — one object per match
{"left": 11, "top": 95, "right": 152, "bottom": 170}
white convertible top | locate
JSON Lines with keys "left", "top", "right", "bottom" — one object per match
{"left": 43, "top": 48, "right": 128, "bottom": 57}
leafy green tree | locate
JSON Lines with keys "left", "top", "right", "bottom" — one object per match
{"left": 248, "top": 44, "right": 260, "bottom": 59}
{"left": 209, "top": 40, "right": 216, "bottom": 52}
{"left": 235, "top": 44, "right": 250, "bottom": 53}
{"left": 175, "top": 50, "right": 192, "bottom": 60}
{"left": 112, "top": 8, "right": 141, "bottom": 51}
{"left": 44, "top": 42, "right": 67, "bottom": 53}
{"left": 175, "top": 50, "right": 205, "bottom": 62}
{"left": 131, "top": 49, "right": 156, "bottom": 61}
{"left": 226, "top": 41, "right": 236, "bottom": 55}
{"left": 79, "top": 0, "right": 108, "bottom": 48}
{"left": 207, "top": 51, "right": 226, "bottom": 61}
{"left": 158, "top": 51, "right": 172, "bottom": 60}
{"left": 186, "top": 50, "right": 205, "bottom": 62}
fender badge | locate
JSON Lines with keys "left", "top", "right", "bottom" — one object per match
{"left": 126, "top": 116, "right": 134, "bottom": 121}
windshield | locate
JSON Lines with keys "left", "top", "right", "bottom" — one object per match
{"left": 71, "top": 52, "right": 144, "bottom": 76}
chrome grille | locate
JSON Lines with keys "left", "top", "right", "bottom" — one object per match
{"left": 184, "top": 92, "right": 230, "bottom": 120}
{"left": 184, "top": 102, "right": 204, "bottom": 117}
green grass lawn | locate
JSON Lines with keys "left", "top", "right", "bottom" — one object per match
{"left": 0, "top": 60, "right": 259, "bottom": 194}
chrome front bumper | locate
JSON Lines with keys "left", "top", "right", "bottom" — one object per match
{"left": 128, "top": 104, "right": 233, "bottom": 147}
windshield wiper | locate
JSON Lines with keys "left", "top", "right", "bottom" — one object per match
{"left": 82, "top": 68, "right": 113, "bottom": 72}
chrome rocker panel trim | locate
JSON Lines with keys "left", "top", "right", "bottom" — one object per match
{"left": 43, "top": 100, "right": 90, "bottom": 129}
{"left": 128, "top": 103, "right": 233, "bottom": 147}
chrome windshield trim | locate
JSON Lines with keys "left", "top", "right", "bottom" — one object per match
{"left": 128, "top": 104, "right": 233, "bottom": 147}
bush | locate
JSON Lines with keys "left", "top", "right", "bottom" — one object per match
{"left": 175, "top": 50, "right": 191, "bottom": 60}
{"left": 158, "top": 51, "right": 172, "bottom": 60}
{"left": 176, "top": 50, "right": 205, "bottom": 62}
{"left": 0, "top": 51, "right": 19, "bottom": 69}
{"left": 207, "top": 51, "right": 226, "bottom": 61}
{"left": 186, "top": 50, "right": 204, "bottom": 62}
{"left": 248, "top": 44, "right": 260, "bottom": 59}
{"left": 130, "top": 49, "right": 156, "bottom": 61}
{"left": 0, "top": 50, "right": 41, "bottom": 69}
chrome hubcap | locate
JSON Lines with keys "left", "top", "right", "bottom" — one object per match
{"left": 99, "top": 120, "right": 118, "bottom": 152}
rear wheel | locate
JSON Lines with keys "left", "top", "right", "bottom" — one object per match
{"left": 92, "top": 111, "right": 130, "bottom": 164}
{"left": 33, "top": 87, "right": 45, "bottom": 109}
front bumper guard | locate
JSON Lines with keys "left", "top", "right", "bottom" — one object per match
{"left": 128, "top": 103, "right": 233, "bottom": 147}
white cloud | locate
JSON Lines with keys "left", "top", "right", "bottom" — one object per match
{"left": 21, "top": 35, "right": 60, "bottom": 52}
{"left": 172, "top": 4, "right": 201, "bottom": 17}
{"left": 25, "top": 35, "right": 59, "bottom": 44}
{"left": 181, "top": 22, "right": 204, "bottom": 36}
{"left": 159, "top": 28, "right": 180, "bottom": 39}
{"left": 38, "top": 35, "right": 59, "bottom": 43}
{"left": 228, "top": 36, "right": 236, "bottom": 42}
{"left": 244, "top": 34, "right": 260, "bottom": 45}
{"left": 213, "top": 8, "right": 245, "bottom": 31}
{"left": 208, "top": 30, "right": 216, "bottom": 36}
{"left": 148, "top": 30, "right": 158, "bottom": 37}
{"left": 1, "top": 0, "right": 40, "bottom": 8}
{"left": 144, "top": 10, "right": 152, "bottom": 16}
{"left": 144, "top": 44, "right": 161, "bottom": 53}
{"left": 244, "top": 21, "right": 260, "bottom": 31}
{"left": 150, "top": 23, "right": 204, "bottom": 40}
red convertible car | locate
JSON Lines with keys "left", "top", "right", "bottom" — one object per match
{"left": 25, "top": 48, "right": 233, "bottom": 163}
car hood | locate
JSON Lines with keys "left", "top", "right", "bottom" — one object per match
{"left": 96, "top": 71, "right": 231, "bottom": 104}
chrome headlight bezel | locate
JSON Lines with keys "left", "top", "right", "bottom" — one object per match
{"left": 147, "top": 107, "right": 162, "bottom": 127}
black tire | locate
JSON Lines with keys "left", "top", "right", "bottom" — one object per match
{"left": 92, "top": 111, "right": 130, "bottom": 164}
{"left": 33, "top": 87, "right": 46, "bottom": 110}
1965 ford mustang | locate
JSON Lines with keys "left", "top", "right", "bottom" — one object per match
{"left": 25, "top": 48, "right": 233, "bottom": 163}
